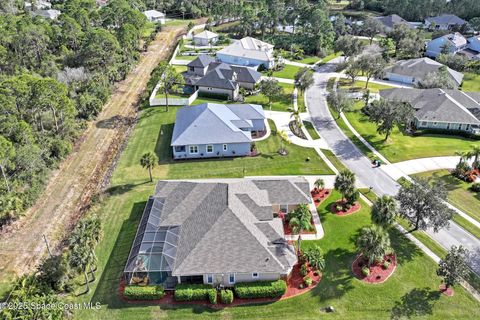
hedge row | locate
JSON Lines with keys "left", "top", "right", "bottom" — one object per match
{"left": 174, "top": 284, "right": 216, "bottom": 302}
{"left": 220, "top": 289, "right": 234, "bottom": 304}
{"left": 124, "top": 285, "right": 165, "bottom": 300}
{"left": 234, "top": 280, "right": 287, "bottom": 299}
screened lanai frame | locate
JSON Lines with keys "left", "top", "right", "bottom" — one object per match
{"left": 124, "top": 197, "right": 180, "bottom": 285}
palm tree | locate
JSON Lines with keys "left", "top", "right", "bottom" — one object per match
{"left": 287, "top": 106, "right": 301, "bottom": 128}
{"left": 277, "top": 129, "right": 291, "bottom": 155}
{"left": 69, "top": 243, "right": 95, "bottom": 293}
{"left": 153, "top": 63, "right": 185, "bottom": 112}
{"left": 140, "top": 152, "right": 158, "bottom": 182}
{"left": 356, "top": 225, "right": 392, "bottom": 266}
{"left": 303, "top": 245, "right": 325, "bottom": 271}
{"left": 314, "top": 178, "right": 325, "bottom": 191}
{"left": 334, "top": 169, "right": 356, "bottom": 202}
{"left": 371, "top": 195, "right": 398, "bottom": 228}
{"left": 467, "top": 145, "right": 480, "bottom": 168}
{"left": 289, "top": 204, "right": 312, "bottom": 252}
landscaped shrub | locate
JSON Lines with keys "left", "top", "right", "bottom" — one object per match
{"left": 174, "top": 284, "right": 216, "bottom": 302}
{"left": 124, "top": 285, "right": 165, "bottom": 300}
{"left": 220, "top": 289, "right": 234, "bottom": 304}
{"left": 197, "top": 91, "right": 230, "bottom": 101}
{"left": 234, "top": 280, "right": 287, "bottom": 299}
{"left": 470, "top": 183, "right": 480, "bottom": 192}
{"left": 208, "top": 289, "right": 217, "bottom": 304}
{"left": 300, "top": 264, "right": 308, "bottom": 277}
{"left": 383, "top": 261, "right": 390, "bottom": 270}
{"left": 303, "top": 276, "right": 313, "bottom": 287}
{"left": 361, "top": 266, "right": 370, "bottom": 276}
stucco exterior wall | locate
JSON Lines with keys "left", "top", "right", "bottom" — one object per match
{"left": 172, "top": 142, "right": 251, "bottom": 159}
{"left": 217, "top": 53, "right": 274, "bottom": 69}
{"left": 197, "top": 86, "right": 236, "bottom": 99}
{"left": 202, "top": 272, "right": 282, "bottom": 287}
{"left": 385, "top": 72, "right": 415, "bottom": 84}
{"left": 251, "top": 119, "right": 266, "bottom": 132}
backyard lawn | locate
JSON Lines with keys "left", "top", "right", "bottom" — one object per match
{"left": 245, "top": 82, "right": 304, "bottom": 112}
{"left": 172, "top": 65, "right": 187, "bottom": 73}
{"left": 294, "top": 56, "right": 321, "bottom": 65}
{"left": 342, "top": 101, "right": 480, "bottom": 162}
{"left": 113, "top": 107, "right": 333, "bottom": 186}
{"left": 73, "top": 189, "right": 480, "bottom": 319}
{"left": 462, "top": 73, "right": 480, "bottom": 92}
{"left": 338, "top": 78, "right": 394, "bottom": 93}
{"left": 264, "top": 64, "right": 303, "bottom": 79}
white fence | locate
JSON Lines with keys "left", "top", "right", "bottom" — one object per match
{"left": 149, "top": 82, "right": 198, "bottom": 106}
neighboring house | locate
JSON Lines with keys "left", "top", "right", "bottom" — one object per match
{"left": 374, "top": 14, "right": 412, "bottom": 32}
{"left": 171, "top": 103, "right": 266, "bottom": 159}
{"left": 380, "top": 88, "right": 480, "bottom": 135}
{"left": 124, "top": 177, "right": 311, "bottom": 288}
{"left": 32, "top": 9, "right": 61, "bottom": 20}
{"left": 193, "top": 30, "right": 219, "bottom": 46}
{"left": 424, "top": 14, "right": 468, "bottom": 31}
{"left": 185, "top": 55, "right": 262, "bottom": 100}
{"left": 24, "top": 0, "right": 51, "bottom": 10}
{"left": 384, "top": 57, "right": 464, "bottom": 86}
{"left": 425, "top": 32, "right": 468, "bottom": 58}
{"left": 217, "top": 37, "right": 275, "bottom": 69}
{"left": 143, "top": 10, "right": 166, "bottom": 24}
{"left": 466, "top": 35, "right": 480, "bottom": 60}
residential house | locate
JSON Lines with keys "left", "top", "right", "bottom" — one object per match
{"left": 374, "top": 14, "right": 413, "bottom": 32}
{"left": 124, "top": 177, "right": 311, "bottom": 288}
{"left": 217, "top": 37, "right": 275, "bottom": 69}
{"left": 24, "top": 0, "right": 51, "bottom": 10}
{"left": 185, "top": 55, "right": 262, "bottom": 100}
{"left": 466, "top": 35, "right": 480, "bottom": 60}
{"left": 379, "top": 88, "right": 480, "bottom": 135}
{"left": 384, "top": 57, "right": 464, "bottom": 86}
{"left": 143, "top": 10, "right": 166, "bottom": 24}
{"left": 425, "top": 32, "right": 468, "bottom": 58}
{"left": 424, "top": 14, "right": 468, "bottom": 31}
{"left": 193, "top": 30, "right": 219, "bottom": 46}
{"left": 32, "top": 9, "right": 61, "bottom": 20}
{"left": 170, "top": 103, "right": 266, "bottom": 159}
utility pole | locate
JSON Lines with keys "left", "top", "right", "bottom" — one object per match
{"left": 43, "top": 234, "right": 53, "bottom": 258}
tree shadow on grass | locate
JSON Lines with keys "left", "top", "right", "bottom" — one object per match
{"left": 389, "top": 228, "right": 422, "bottom": 263}
{"left": 105, "top": 181, "right": 150, "bottom": 196}
{"left": 317, "top": 199, "right": 338, "bottom": 223}
{"left": 390, "top": 288, "right": 441, "bottom": 320}
{"left": 155, "top": 123, "right": 174, "bottom": 163}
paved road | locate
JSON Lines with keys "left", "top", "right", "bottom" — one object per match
{"left": 306, "top": 60, "right": 480, "bottom": 275}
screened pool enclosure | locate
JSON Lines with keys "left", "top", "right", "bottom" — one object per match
{"left": 124, "top": 197, "right": 179, "bottom": 288}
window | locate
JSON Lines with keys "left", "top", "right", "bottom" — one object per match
{"left": 207, "top": 274, "right": 213, "bottom": 284}
{"left": 229, "top": 273, "right": 235, "bottom": 284}
{"left": 206, "top": 145, "right": 213, "bottom": 153}
{"left": 433, "top": 122, "right": 437, "bottom": 126}
{"left": 421, "top": 121, "right": 427, "bottom": 126}
{"left": 280, "top": 205, "right": 288, "bottom": 213}
{"left": 189, "top": 145, "right": 198, "bottom": 154}
{"left": 252, "top": 272, "right": 259, "bottom": 278}
{"left": 223, "top": 144, "right": 228, "bottom": 151}
{"left": 175, "top": 146, "right": 185, "bottom": 152}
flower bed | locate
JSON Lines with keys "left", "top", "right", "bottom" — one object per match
{"left": 439, "top": 284, "right": 455, "bottom": 297}
{"left": 330, "top": 200, "right": 361, "bottom": 216}
{"left": 351, "top": 254, "right": 397, "bottom": 284}
{"left": 283, "top": 263, "right": 322, "bottom": 299}
{"left": 310, "top": 188, "right": 331, "bottom": 205}
{"left": 283, "top": 218, "right": 316, "bottom": 235}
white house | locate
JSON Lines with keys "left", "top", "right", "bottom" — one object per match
{"left": 32, "top": 9, "right": 61, "bottom": 20}
{"left": 193, "top": 30, "right": 219, "bottom": 46}
{"left": 143, "top": 10, "right": 166, "bottom": 24}
{"left": 217, "top": 37, "right": 275, "bottom": 69}
{"left": 24, "top": 0, "right": 51, "bottom": 11}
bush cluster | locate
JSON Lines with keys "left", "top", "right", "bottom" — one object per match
{"left": 470, "top": 183, "right": 480, "bottom": 192}
{"left": 220, "top": 289, "right": 234, "bottom": 304}
{"left": 174, "top": 284, "right": 216, "bottom": 302}
{"left": 124, "top": 285, "right": 165, "bottom": 300}
{"left": 303, "top": 276, "right": 313, "bottom": 287}
{"left": 208, "top": 289, "right": 217, "bottom": 304}
{"left": 234, "top": 280, "right": 287, "bottom": 299}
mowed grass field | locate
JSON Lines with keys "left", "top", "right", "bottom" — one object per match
{"left": 74, "top": 189, "right": 480, "bottom": 319}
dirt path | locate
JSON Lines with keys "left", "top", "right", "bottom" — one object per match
{"left": 0, "top": 25, "right": 186, "bottom": 278}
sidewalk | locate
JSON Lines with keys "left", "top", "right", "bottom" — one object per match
{"left": 381, "top": 156, "right": 461, "bottom": 181}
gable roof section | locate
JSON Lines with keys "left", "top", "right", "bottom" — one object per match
{"left": 379, "top": 88, "right": 480, "bottom": 124}
{"left": 385, "top": 57, "right": 464, "bottom": 85}
{"left": 193, "top": 30, "right": 218, "bottom": 40}
{"left": 253, "top": 178, "right": 311, "bottom": 205}
{"left": 226, "top": 104, "right": 265, "bottom": 120}
{"left": 171, "top": 103, "right": 264, "bottom": 146}
{"left": 217, "top": 37, "right": 274, "bottom": 62}
{"left": 187, "top": 54, "right": 216, "bottom": 68}
{"left": 375, "top": 14, "right": 411, "bottom": 29}
{"left": 426, "top": 14, "right": 466, "bottom": 26}
{"left": 435, "top": 32, "right": 468, "bottom": 48}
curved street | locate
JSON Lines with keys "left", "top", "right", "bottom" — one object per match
{"left": 306, "top": 60, "right": 480, "bottom": 275}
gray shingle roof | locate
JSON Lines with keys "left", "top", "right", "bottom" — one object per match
{"left": 187, "top": 55, "right": 216, "bottom": 68}
{"left": 194, "top": 67, "right": 237, "bottom": 90}
{"left": 385, "top": 57, "right": 464, "bottom": 85}
{"left": 380, "top": 88, "right": 480, "bottom": 124}
{"left": 217, "top": 37, "right": 274, "bottom": 62}
{"left": 171, "top": 103, "right": 266, "bottom": 146}
{"left": 193, "top": 30, "right": 218, "bottom": 40}
{"left": 425, "top": 14, "right": 467, "bottom": 26}
{"left": 375, "top": 14, "right": 411, "bottom": 29}
{"left": 253, "top": 178, "right": 312, "bottom": 205}
{"left": 131, "top": 178, "right": 311, "bottom": 275}
{"left": 194, "top": 62, "right": 262, "bottom": 89}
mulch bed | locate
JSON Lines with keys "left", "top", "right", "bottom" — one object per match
{"left": 351, "top": 254, "right": 397, "bottom": 284}
{"left": 330, "top": 200, "right": 361, "bottom": 216}
{"left": 311, "top": 188, "right": 331, "bottom": 205}
{"left": 439, "top": 284, "right": 455, "bottom": 297}
{"left": 283, "top": 218, "right": 316, "bottom": 235}
{"left": 119, "top": 263, "right": 322, "bottom": 307}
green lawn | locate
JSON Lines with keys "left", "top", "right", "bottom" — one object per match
{"left": 338, "top": 78, "right": 394, "bottom": 93}
{"left": 321, "top": 149, "right": 348, "bottom": 172}
{"left": 245, "top": 82, "right": 302, "bottom": 112}
{"left": 304, "top": 121, "right": 320, "bottom": 140}
{"left": 295, "top": 56, "right": 321, "bottom": 65}
{"left": 113, "top": 109, "right": 333, "bottom": 185}
{"left": 73, "top": 189, "right": 480, "bottom": 319}
{"left": 462, "top": 73, "right": 480, "bottom": 92}
{"left": 154, "top": 92, "right": 189, "bottom": 100}
{"left": 172, "top": 65, "right": 187, "bottom": 73}
{"left": 165, "top": 19, "right": 196, "bottom": 27}
{"left": 264, "top": 64, "right": 303, "bottom": 79}
{"left": 175, "top": 55, "right": 197, "bottom": 61}
{"left": 341, "top": 101, "right": 480, "bottom": 162}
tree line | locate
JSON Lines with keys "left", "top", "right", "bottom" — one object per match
{"left": 348, "top": 0, "right": 480, "bottom": 22}
{"left": 0, "top": 0, "right": 151, "bottom": 226}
